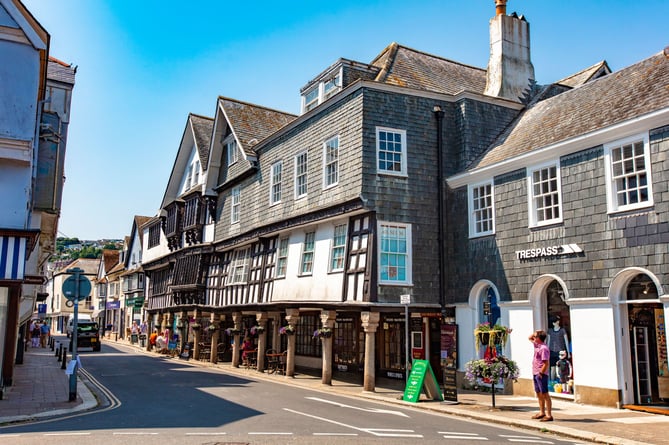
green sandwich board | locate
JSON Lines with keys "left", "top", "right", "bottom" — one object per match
{"left": 402, "top": 359, "right": 444, "bottom": 403}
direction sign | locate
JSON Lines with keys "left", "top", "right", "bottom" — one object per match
{"left": 400, "top": 294, "right": 411, "bottom": 304}
{"left": 62, "top": 274, "right": 92, "bottom": 301}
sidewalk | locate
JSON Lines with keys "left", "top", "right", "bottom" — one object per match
{"left": 2, "top": 338, "right": 668, "bottom": 445}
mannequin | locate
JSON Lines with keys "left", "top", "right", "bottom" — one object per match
{"left": 547, "top": 316, "right": 569, "bottom": 381}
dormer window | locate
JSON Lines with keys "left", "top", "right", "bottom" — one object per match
{"left": 227, "top": 140, "right": 239, "bottom": 166}
{"left": 301, "top": 68, "right": 342, "bottom": 113}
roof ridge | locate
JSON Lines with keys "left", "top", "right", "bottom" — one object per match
{"left": 218, "top": 95, "right": 297, "bottom": 118}
{"left": 189, "top": 112, "right": 214, "bottom": 121}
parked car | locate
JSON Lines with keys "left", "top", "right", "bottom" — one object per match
{"left": 69, "top": 321, "right": 101, "bottom": 352}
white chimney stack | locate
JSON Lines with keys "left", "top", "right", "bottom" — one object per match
{"left": 484, "top": 0, "right": 535, "bottom": 101}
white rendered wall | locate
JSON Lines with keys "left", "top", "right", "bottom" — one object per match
{"left": 505, "top": 304, "right": 535, "bottom": 379}
{"left": 570, "top": 304, "right": 619, "bottom": 390}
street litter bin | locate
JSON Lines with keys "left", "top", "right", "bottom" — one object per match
{"left": 131, "top": 334, "right": 138, "bottom": 344}
{"left": 139, "top": 334, "right": 147, "bottom": 347}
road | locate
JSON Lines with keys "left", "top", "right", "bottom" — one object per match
{"left": 0, "top": 342, "right": 589, "bottom": 444}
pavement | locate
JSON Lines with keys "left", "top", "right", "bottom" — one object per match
{"left": 2, "top": 337, "right": 669, "bottom": 445}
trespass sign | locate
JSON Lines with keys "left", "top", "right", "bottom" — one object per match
{"left": 516, "top": 244, "right": 583, "bottom": 260}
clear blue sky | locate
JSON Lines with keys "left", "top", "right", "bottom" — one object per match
{"left": 21, "top": 0, "right": 669, "bottom": 241}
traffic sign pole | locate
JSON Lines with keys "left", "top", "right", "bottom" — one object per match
{"left": 62, "top": 267, "right": 92, "bottom": 401}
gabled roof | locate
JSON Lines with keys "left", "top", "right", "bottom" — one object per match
{"left": 371, "top": 42, "right": 487, "bottom": 95}
{"left": 218, "top": 97, "right": 297, "bottom": 157}
{"left": 190, "top": 113, "right": 213, "bottom": 170}
{"left": 470, "top": 49, "right": 669, "bottom": 170}
{"left": 101, "top": 249, "right": 120, "bottom": 274}
{"left": 556, "top": 60, "right": 611, "bottom": 88}
{"left": 56, "top": 258, "right": 100, "bottom": 275}
{"left": 47, "top": 56, "right": 76, "bottom": 85}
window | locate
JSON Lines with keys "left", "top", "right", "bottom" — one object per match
{"left": 301, "top": 68, "right": 342, "bottom": 113}
{"left": 322, "top": 73, "right": 341, "bottom": 101}
{"left": 379, "top": 222, "right": 412, "bottom": 285}
{"left": 605, "top": 134, "right": 653, "bottom": 213}
{"left": 231, "top": 186, "right": 240, "bottom": 223}
{"left": 295, "top": 314, "right": 321, "bottom": 357}
{"left": 303, "top": 88, "right": 319, "bottom": 112}
{"left": 376, "top": 127, "right": 407, "bottom": 176}
{"left": 148, "top": 223, "right": 160, "bottom": 248}
{"left": 270, "top": 161, "right": 282, "bottom": 205}
{"left": 276, "top": 237, "right": 289, "bottom": 278}
{"left": 300, "top": 232, "right": 315, "bottom": 275}
{"left": 227, "top": 140, "right": 238, "bottom": 165}
{"left": 185, "top": 168, "right": 193, "bottom": 190}
{"left": 330, "top": 224, "right": 347, "bottom": 272}
{"left": 193, "top": 160, "right": 200, "bottom": 185}
{"left": 294, "top": 151, "right": 308, "bottom": 198}
{"left": 227, "top": 247, "right": 250, "bottom": 284}
{"left": 324, "top": 136, "right": 339, "bottom": 188}
{"left": 469, "top": 182, "right": 495, "bottom": 237}
{"left": 528, "top": 162, "right": 562, "bottom": 227}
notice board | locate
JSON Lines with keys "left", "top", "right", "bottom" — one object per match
{"left": 403, "top": 359, "right": 444, "bottom": 403}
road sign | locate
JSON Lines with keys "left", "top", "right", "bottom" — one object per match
{"left": 400, "top": 294, "right": 411, "bottom": 304}
{"left": 62, "top": 274, "right": 91, "bottom": 301}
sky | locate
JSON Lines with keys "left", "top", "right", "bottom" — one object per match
{"left": 20, "top": 0, "right": 669, "bottom": 241}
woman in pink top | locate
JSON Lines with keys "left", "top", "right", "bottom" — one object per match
{"left": 529, "top": 329, "right": 553, "bottom": 421}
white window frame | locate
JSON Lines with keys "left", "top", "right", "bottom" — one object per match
{"left": 227, "top": 247, "right": 250, "bottom": 285}
{"left": 301, "top": 67, "right": 342, "bottom": 113}
{"left": 276, "top": 237, "right": 289, "bottom": 278}
{"left": 231, "top": 186, "right": 241, "bottom": 224}
{"left": 193, "top": 160, "right": 200, "bottom": 185}
{"left": 270, "top": 160, "right": 282, "bottom": 205}
{"left": 294, "top": 151, "right": 308, "bottom": 199}
{"left": 604, "top": 133, "right": 653, "bottom": 214}
{"left": 468, "top": 181, "right": 495, "bottom": 238}
{"left": 299, "top": 231, "right": 315, "bottom": 276}
{"left": 378, "top": 221, "right": 412, "bottom": 285}
{"left": 227, "top": 140, "right": 239, "bottom": 166}
{"left": 329, "top": 224, "right": 347, "bottom": 272}
{"left": 376, "top": 127, "right": 407, "bottom": 176}
{"left": 527, "top": 161, "right": 563, "bottom": 227}
{"left": 323, "top": 136, "right": 339, "bottom": 188}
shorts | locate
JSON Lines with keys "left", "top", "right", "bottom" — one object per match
{"left": 533, "top": 373, "right": 549, "bottom": 393}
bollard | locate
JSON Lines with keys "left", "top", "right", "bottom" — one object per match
{"left": 50, "top": 337, "right": 54, "bottom": 350}
{"left": 56, "top": 343, "right": 62, "bottom": 360}
{"left": 61, "top": 348, "right": 67, "bottom": 370}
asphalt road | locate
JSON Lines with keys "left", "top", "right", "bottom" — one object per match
{"left": 0, "top": 343, "right": 589, "bottom": 445}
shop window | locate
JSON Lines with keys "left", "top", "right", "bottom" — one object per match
{"left": 546, "top": 280, "right": 573, "bottom": 395}
{"left": 382, "top": 316, "right": 406, "bottom": 371}
{"left": 334, "top": 316, "right": 360, "bottom": 370}
{"left": 295, "top": 314, "right": 321, "bottom": 357}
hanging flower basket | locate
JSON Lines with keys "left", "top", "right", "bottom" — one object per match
{"left": 250, "top": 325, "right": 264, "bottom": 336}
{"left": 191, "top": 323, "right": 201, "bottom": 331}
{"left": 225, "top": 327, "right": 241, "bottom": 336}
{"left": 206, "top": 324, "right": 218, "bottom": 333}
{"left": 474, "top": 323, "right": 512, "bottom": 354}
{"left": 279, "top": 325, "right": 295, "bottom": 335}
{"left": 313, "top": 327, "right": 332, "bottom": 338}
{"left": 464, "top": 355, "right": 519, "bottom": 384}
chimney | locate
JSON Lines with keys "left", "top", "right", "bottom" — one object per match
{"left": 484, "top": 0, "right": 535, "bottom": 101}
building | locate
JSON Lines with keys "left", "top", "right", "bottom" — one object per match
{"left": 0, "top": 0, "right": 75, "bottom": 395}
{"left": 137, "top": 0, "right": 668, "bottom": 406}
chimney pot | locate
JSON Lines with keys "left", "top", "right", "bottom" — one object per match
{"left": 495, "top": 0, "right": 507, "bottom": 16}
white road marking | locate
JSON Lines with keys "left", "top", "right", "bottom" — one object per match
{"left": 185, "top": 432, "right": 228, "bottom": 435}
{"left": 507, "top": 439, "right": 553, "bottom": 444}
{"left": 112, "top": 432, "right": 159, "bottom": 435}
{"left": 442, "top": 435, "right": 488, "bottom": 440}
{"left": 284, "top": 408, "right": 422, "bottom": 437}
{"left": 439, "top": 431, "right": 480, "bottom": 435}
{"left": 313, "top": 433, "right": 359, "bottom": 436}
{"left": 44, "top": 432, "right": 91, "bottom": 436}
{"left": 248, "top": 432, "right": 293, "bottom": 435}
{"left": 305, "top": 396, "right": 409, "bottom": 417}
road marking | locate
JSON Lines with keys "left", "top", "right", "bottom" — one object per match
{"left": 284, "top": 408, "right": 422, "bottom": 437}
{"left": 305, "top": 396, "right": 409, "bottom": 417}
{"left": 248, "top": 432, "right": 293, "bottom": 435}
{"left": 185, "top": 432, "right": 228, "bottom": 435}
{"left": 438, "top": 431, "right": 488, "bottom": 440}
{"left": 501, "top": 434, "right": 553, "bottom": 443}
{"left": 507, "top": 439, "right": 553, "bottom": 443}
{"left": 44, "top": 432, "right": 91, "bottom": 436}
{"left": 112, "top": 432, "right": 159, "bottom": 435}
{"left": 439, "top": 431, "right": 480, "bottom": 435}
{"left": 313, "top": 433, "right": 359, "bottom": 436}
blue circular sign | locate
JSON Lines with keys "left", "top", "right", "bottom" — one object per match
{"left": 62, "top": 275, "right": 92, "bottom": 301}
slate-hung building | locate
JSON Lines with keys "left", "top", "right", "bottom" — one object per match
{"left": 448, "top": 47, "right": 669, "bottom": 407}
{"left": 139, "top": 0, "right": 668, "bottom": 407}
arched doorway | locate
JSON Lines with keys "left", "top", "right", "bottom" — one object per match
{"left": 624, "top": 274, "right": 668, "bottom": 405}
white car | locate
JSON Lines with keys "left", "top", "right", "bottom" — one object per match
{"left": 66, "top": 314, "right": 92, "bottom": 338}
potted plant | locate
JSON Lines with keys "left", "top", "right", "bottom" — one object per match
{"left": 464, "top": 355, "right": 519, "bottom": 408}
{"left": 206, "top": 324, "right": 218, "bottom": 333}
{"left": 225, "top": 327, "right": 241, "bottom": 336}
{"left": 279, "top": 325, "right": 295, "bottom": 335}
{"left": 313, "top": 327, "right": 332, "bottom": 338}
{"left": 250, "top": 325, "right": 264, "bottom": 336}
{"left": 474, "top": 322, "right": 512, "bottom": 354}
{"left": 191, "top": 323, "right": 201, "bottom": 332}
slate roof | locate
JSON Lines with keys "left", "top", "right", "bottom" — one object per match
{"left": 58, "top": 258, "right": 100, "bottom": 275}
{"left": 470, "top": 49, "right": 669, "bottom": 170}
{"left": 47, "top": 57, "right": 76, "bottom": 85}
{"left": 190, "top": 113, "right": 213, "bottom": 170}
{"left": 219, "top": 97, "right": 297, "bottom": 156}
{"left": 371, "top": 42, "right": 487, "bottom": 95}
{"left": 101, "top": 249, "right": 120, "bottom": 273}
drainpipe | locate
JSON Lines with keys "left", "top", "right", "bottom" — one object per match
{"left": 433, "top": 106, "right": 446, "bottom": 316}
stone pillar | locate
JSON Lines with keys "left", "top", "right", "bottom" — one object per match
{"left": 269, "top": 312, "right": 281, "bottom": 351}
{"left": 192, "top": 309, "right": 201, "bottom": 360}
{"left": 232, "top": 312, "right": 242, "bottom": 368}
{"left": 256, "top": 313, "right": 269, "bottom": 373}
{"left": 210, "top": 314, "right": 220, "bottom": 364}
{"left": 320, "top": 310, "right": 336, "bottom": 385}
{"left": 361, "top": 311, "right": 380, "bottom": 392}
{"left": 285, "top": 309, "right": 300, "bottom": 377}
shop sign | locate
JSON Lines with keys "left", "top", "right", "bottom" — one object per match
{"left": 402, "top": 359, "right": 443, "bottom": 403}
{"left": 516, "top": 243, "right": 583, "bottom": 260}
{"left": 106, "top": 300, "right": 120, "bottom": 309}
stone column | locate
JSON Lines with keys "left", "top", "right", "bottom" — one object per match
{"left": 256, "top": 313, "right": 269, "bottom": 373}
{"left": 232, "top": 312, "right": 242, "bottom": 368}
{"left": 320, "top": 310, "right": 336, "bottom": 385}
{"left": 192, "top": 309, "right": 201, "bottom": 360}
{"left": 361, "top": 311, "right": 380, "bottom": 392}
{"left": 269, "top": 312, "right": 281, "bottom": 351}
{"left": 210, "top": 314, "right": 220, "bottom": 364}
{"left": 285, "top": 309, "right": 300, "bottom": 377}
